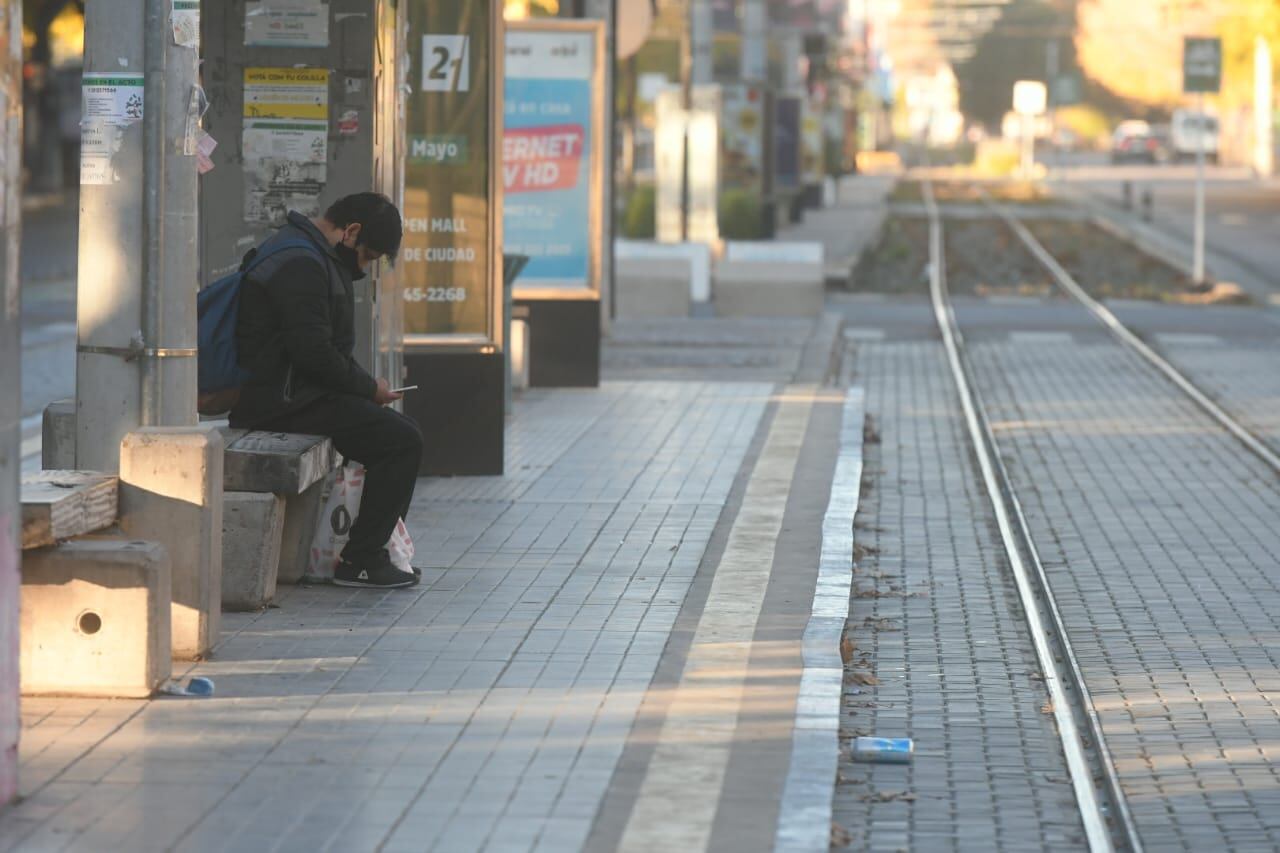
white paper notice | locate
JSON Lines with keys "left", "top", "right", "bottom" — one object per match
{"left": 83, "top": 73, "right": 145, "bottom": 124}
{"left": 172, "top": 0, "right": 200, "bottom": 48}
{"left": 196, "top": 129, "right": 217, "bottom": 175}
{"left": 245, "top": 0, "right": 329, "bottom": 48}
{"left": 80, "top": 73, "right": 144, "bottom": 186}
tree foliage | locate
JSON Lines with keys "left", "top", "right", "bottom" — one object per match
{"left": 955, "top": 0, "right": 1077, "bottom": 129}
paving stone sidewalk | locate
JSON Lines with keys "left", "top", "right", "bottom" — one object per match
{"left": 3, "top": 381, "right": 773, "bottom": 853}
{"left": 5, "top": 307, "right": 865, "bottom": 850}
{"left": 833, "top": 340, "right": 1084, "bottom": 851}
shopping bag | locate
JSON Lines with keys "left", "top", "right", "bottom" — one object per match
{"left": 306, "top": 464, "right": 365, "bottom": 581}
{"left": 388, "top": 517, "right": 415, "bottom": 574}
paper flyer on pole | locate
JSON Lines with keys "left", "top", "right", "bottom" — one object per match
{"left": 80, "top": 73, "right": 144, "bottom": 186}
{"left": 172, "top": 0, "right": 200, "bottom": 48}
{"left": 242, "top": 67, "right": 329, "bottom": 224}
{"left": 502, "top": 30, "right": 597, "bottom": 291}
{"left": 245, "top": 0, "right": 329, "bottom": 48}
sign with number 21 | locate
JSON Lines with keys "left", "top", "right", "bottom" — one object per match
{"left": 422, "top": 35, "right": 470, "bottom": 92}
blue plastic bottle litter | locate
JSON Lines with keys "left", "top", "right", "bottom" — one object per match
{"left": 852, "top": 737, "right": 914, "bottom": 763}
{"left": 186, "top": 677, "right": 215, "bottom": 696}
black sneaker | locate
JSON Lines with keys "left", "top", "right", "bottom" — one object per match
{"left": 334, "top": 555, "right": 420, "bottom": 589}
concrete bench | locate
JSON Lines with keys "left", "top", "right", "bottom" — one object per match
{"left": 715, "top": 241, "right": 825, "bottom": 317}
{"left": 21, "top": 471, "right": 119, "bottom": 550}
{"left": 218, "top": 429, "right": 336, "bottom": 606}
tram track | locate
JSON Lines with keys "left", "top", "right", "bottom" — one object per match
{"left": 925, "top": 173, "right": 1280, "bottom": 851}
{"left": 923, "top": 181, "right": 1144, "bottom": 853}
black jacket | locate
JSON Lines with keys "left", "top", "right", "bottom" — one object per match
{"left": 228, "top": 212, "right": 376, "bottom": 428}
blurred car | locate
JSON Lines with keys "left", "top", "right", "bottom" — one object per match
{"left": 1111, "top": 120, "right": 1163, "bottom": 164}
{"left": 1171, "top": 109, "right": 1219, "bottom": 163}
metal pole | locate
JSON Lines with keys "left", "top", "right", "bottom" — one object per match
{"left": 141, "top": 0, "right": 166, "bottom": 425}
{"left": 145, "top": 0, "right": 199, "bottom": 426}
{"left": 0, "top": 0, "right": 24, "bottom": 809}
{"left": 690, "top": 0, "right": 711, "bottom": 86}
{"left": 741, "top": 0, "right": 765, "bottom": 83}
{"left": 1255, "top": 35, "right": 1273, "bottom": 178}
{"left": 679, "top": 0, "right": 693, "bottom": 242}
{"left": 1194, "top": 91, "right": 1206, "bottom": 284}
{"left": 583, "top": 0, "right": 616, "bottom": 328}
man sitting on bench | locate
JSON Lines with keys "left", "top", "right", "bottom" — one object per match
{"left": 230, "top": 193, "right": 422, "bottom": 589}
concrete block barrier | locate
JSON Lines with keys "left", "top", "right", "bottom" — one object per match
{"left": 716, "top": 241, "right": 825, "bottom": 317}
{"left": 21, "top": 539, "right": 172, "bottom": 698}
{"left": 222, "top": 491, "right": 285, "bottom": 611}
{"left": 616, "top": 257, "right": 693, "bottom": 318}
{"left": 713, "top": 260, "right": 825, "bottom": 317}
{"left": 615, "top": 240, "right": 712, "bottom": 308}
{"left": 119, "top": 428, "right": 224, "bottom": 661}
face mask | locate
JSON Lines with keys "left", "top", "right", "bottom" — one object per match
{"left": 335, "top": 240, "right": 362, "bottom": 274}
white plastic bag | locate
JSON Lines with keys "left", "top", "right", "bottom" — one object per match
{"left": 389, "top": 517, "right": 415, "bottom": 574}
{"left": 306, "top": 464, "right": 365, "bottom": 581}
{"left": 306, "top": 464, "right": 417, "bottom": 581}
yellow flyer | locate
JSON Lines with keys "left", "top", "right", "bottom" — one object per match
{"left": 243, "top": 67, "right": 329, "bottom": 120}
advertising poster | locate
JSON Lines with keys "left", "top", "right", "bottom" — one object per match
{"left": 721, "top": 84, "right": 765, "bottom": 192}
{"left": 242, "top": 67, "right": 329, "bottom": 224}
{"left": 403, "top": 0, "right": 495, "bottom": 339}
{"left": 801, "top": 97, "right": 823, "bottom": 184}
{"left": 503, "top": 28, "right": 599, "bottom": 293}
{"left": 774, "top": 95, "right": 801, "bottom": 191}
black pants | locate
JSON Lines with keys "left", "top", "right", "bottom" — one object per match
{"left": 257, "top": 394, "right": 423, "bottom": 563}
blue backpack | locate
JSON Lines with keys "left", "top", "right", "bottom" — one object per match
{"left": 196, "top": 237, "right": 321, "bottom": 413}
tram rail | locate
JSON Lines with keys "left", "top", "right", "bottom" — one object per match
{"left": 923, "top": 181, "right": 1144, "bottom": 853}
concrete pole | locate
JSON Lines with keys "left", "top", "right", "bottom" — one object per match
{"left": 77, "top": 0, "right": 198, "bottom": 472}
{"left": 1255, "top": 35, "right": 1273, "bottom": 178}
{"left": 0, "top": 0, "right": 23, "bottom": 809}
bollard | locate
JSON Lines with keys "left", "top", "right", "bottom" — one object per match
{"left": 1122, "top": 180, "right": 1133, "bottom": 210}
{"left": 1141, "top": 189, "right": 1153, "bottom": 223}
{"left": 119, "top": 428, "right": 224, "bottom": 660}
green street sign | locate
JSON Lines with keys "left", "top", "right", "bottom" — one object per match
{"left": 1183, "top": 37, "right": 1221, "bottom": 94}
{"left": 1051, "top": 73, "right": 1081, "bottom": 107}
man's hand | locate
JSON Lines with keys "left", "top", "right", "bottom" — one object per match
{"left": 373, "top": 377, "right": 403, "bottom": 406}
